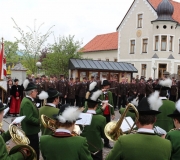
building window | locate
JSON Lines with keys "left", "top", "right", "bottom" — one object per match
{"left": 137, "top": 14, "right": 143, "bottom": 28}
{"left": 106, "top": 58, "right": 109, "bottom": 62}
{"left": 130, "top": 40, "right": 135, "bottom": 54}
{"left": 142, "top": 39, "right": 148, "bottom": 53}
{"left": 155, "top": 36, "right": 159, "bottom": 51}
{"left": 169, "top": 36, "right": 173, "bottom": 51}
{"left": 114, "top": 58, "right": 117, "bottom": 62}
{"left": 141, "top": 64, "right": 146, "bottom": 77}
{"left": 161, "top": 36, "right": 167, "bottom": 51}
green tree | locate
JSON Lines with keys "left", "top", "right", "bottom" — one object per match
{"left": 4, "top": 41, "right": 20, "bottom": 64}
{"left": 12, "top": 18, "right": 54, "bottom": 74}
{"left": 42, "top": 35, "right": 82, "bottom": 77}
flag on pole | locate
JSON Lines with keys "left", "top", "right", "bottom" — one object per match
{"left": 0, "top": 40, "right": 3, "bottom": 80}
{"left": 3, "top": 57, "right": 6, "bottom": 78}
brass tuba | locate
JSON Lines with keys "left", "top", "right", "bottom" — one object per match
{"left": 41, "top": 114, "right": 81, "bottom": 135}
{"left": 104, "top": 103, "right": 139, "bottom": 141}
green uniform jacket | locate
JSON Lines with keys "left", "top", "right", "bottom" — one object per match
{"left": 40, "top": 135, "right": 93, "bottom": 160}
{"left": 154, "top": 99, "right": 176, "bottom": 132}
{"left": 166, "top": 130, "right": 180, "bottom": 160}
{"left": 119, "top": 108, "right": 136, "bottom": 121}
{"left": 106, "top": 133, "right": 171, "bottom": 160}
{"left": 0, "top": 131, "right": 24, "bottom": 160}
{"left": 80, "top": 114, "right": 106, "bottom": 152}
{"left": 39, "top": 105, "right": 59, "bottom": 135}
{"left": 98, "top": 91, "right": 115, "bottom": 115}
{"left": 20, "top": 97, "right": 40, "bottom": 135}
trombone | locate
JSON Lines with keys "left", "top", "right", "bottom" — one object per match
{"left": 104, "top": 103, "right": 139, "bottom": 141}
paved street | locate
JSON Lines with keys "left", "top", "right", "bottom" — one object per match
{"left": 2, "top": 110, "right": 120, "bottom": 160}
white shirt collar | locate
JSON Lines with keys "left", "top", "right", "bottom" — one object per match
{"left": 137, "top": 128, "right": 155, "bottom": 134}
{"left": 56, "top": 128, "right": 71, "bottom": 134}
{"left": 26, "top": 95, "right": 34, "bottom": 101}
{"left": 46, "top": 103, "right": 56, "bottom": 108}
{"left": 87, "top": 110, "right": 96, "bottom": 114}
{"left": 160, "top": 97, "right": 167, "bottom": 100}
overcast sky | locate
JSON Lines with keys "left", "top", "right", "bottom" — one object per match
{"left": 1, "top": 0, "right": 180, "bottom": 47}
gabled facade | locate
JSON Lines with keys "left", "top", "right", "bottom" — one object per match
{"left": 117, "top": 0, "right": 180, "bottom": 79}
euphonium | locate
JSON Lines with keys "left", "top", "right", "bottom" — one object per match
{"left": 41, "top": 114, "right": 81, "bottom": 135}
{"left": 104, "top": 103, "right": 139, "bottom": 141}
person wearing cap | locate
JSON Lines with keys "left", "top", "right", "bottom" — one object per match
{"left": 137, "top": 77, "right": 146, "bottom": 103}
{"left": 39, "top": 88, "right": 61, "bottom": 135}
{"left": 9, "top": 79, "right": 22, "bottom": 117}
{"left": 35, "top": 77, "right": 44, "bottom": 108}
{"left": 99, "top": 80, "right": 114, "bottom": 149}
{"left": 74, "top": 77, "right": 80, "bottom": 107}
{"left": 110, "top": 75, "right": 118, "bottom": 110}
{"left": 146, "top": 79, "right": 153, "bottom": 97}
{"left": 57, "top": 74, "right": 68, "bottom": 105}
{"left": 106, "top": 91, "right": 171, "bottom": 160}
{"left": 118, "top": 77, "right": 129, "bottom": 109}
{"left": 40, "top": 105, "right": 93, "bottom": 160}
{"left": 165, "top": 99, "right": 180, "bottom": 160}
{"left": 66, "top": 78, "right": 76, "bottom": 106}
{"left": 78, "top": 77, "right": 88, "bottom": 107}
{"left": 0, "top": 102, "right": 33, "bottom": 159}
{"left": 81, "top": 85, "right": 107, "bottom": 160}
{"left": 154, "top": 78, "right": 176, "bottom": 132}
{"left": 20, "top": 79, "right": 40, "bottom": 159}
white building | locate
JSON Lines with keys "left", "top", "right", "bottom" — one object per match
{"left": 118, "top": 0, "right": 180, "bottom": 79}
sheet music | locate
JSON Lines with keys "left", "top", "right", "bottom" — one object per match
{"left": 121, "top": 116, "right": 136, "bottom": 132}
{"left": 75, "top": 113, "right": 92, "bottom": 125}
{"left": 11, "top": 116, "right": 26, "bottom": 124}
{"left": 3, "top": 107, "right": 9, "bottom": 116}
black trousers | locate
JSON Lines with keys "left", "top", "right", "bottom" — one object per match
{"left": 79, "top": 97, "right": 85, "bottom": 107}
{"left": 27, "top": 134, "right": 39, "bottom": 160}
{"left": 103, "top": 114, "right": 111, "bottom": 145}
{"left": 112, "top": 93, "right": 117, "bottom": 109}
{"left": 60, "top": 97, "right": 66, "bottom": 105}
{"left": 170, "top": 95, "right": 177, "bottom": 102}
{"left": 138, "top": 94, "right": 145, "bottom": 104}
{"left": 91, "top": 150, "right": 102, "bottom": 160}
{"left": 118, "top": 95, "right": 126, "bottom": 109}
{"left": 75, "top": 95, "right": 79, "bottom": 107}
{"left": 66, "top": 99, "right": 75, "bottom": 106}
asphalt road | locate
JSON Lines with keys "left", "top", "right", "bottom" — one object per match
{"left": 2, "top": 110, "right": 120, "bottom": 160}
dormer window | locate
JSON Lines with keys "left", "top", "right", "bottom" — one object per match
{"left": 137, "top": 14, "right": 143, "bottom": 28}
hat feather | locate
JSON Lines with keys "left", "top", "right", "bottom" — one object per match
{"left": 38, "top": 91, "right": 49, "bottom": 100}
{"left": 90, "top": 90, "right": 102, "bottom": 101}
{"left": 159, "top": 78, "right": 172, "bottom": 88}
{"left": 23, "top": 79, "right": 29, "bottom": 89}
{"left": 131, "top": 98, "right": 139, "bottom": 107}
{"left": 89, "top": 81, "right": 97, "bottom": 91}
{"left": 175, "top": 100, "right": 180, "bottom": 113}
{"left": 58, "top": 107, "right": 81, "bottom": 123}
{"left": 148, "top": 91, "right": 162, "bottom": 111}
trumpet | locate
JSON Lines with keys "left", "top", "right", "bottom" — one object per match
{"left": 104, "top": 103, "right": 139, "bottom": 141}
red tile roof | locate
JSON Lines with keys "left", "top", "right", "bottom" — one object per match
{"left": 149, "top": 0, "right": 180, "bottom": 23}
{"left": 81, "top": 32, "right": 118, "bottom": 52}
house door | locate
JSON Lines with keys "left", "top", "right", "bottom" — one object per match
{"left": 158, "top": 64, "right": 167, "bottom": 79}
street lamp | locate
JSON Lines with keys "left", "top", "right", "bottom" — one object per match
{"left": 36, "top": 62, "right": 42, "bottom": 74}
{"left": 153, "top": 65, "right": 157, "bottom": 80}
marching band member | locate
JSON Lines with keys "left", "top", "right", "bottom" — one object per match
{"left": 99, "top": 80, "right": 114, "bottom": 149}
{"left": 81, "top": 85, "right": 107, "bottom": 160}
{"left": 20, "top": 79, "right": 40, "bottom": 159}
{"left": 165, "top": 99, "right": 180, "bottom": 160}
{"left": 154, "top": 78, "right": 176, "bottom": 132}
{"left": 39, "top": 88, "right": 61, "bottom": 135}
{"left": 0, "top": 102, "right": 34, "bottom": 159}
{"left": 106, "top": 91, "right": 171, "bottom": 160}
{"left": 40, "top": 105, "right": 93, "bottom": 160}
{"left": 66, "top": 78, "right": 76, "bottom": 106}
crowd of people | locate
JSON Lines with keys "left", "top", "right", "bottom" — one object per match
{"left": 0, "top": 73, "right": 180, "bottom": 159}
